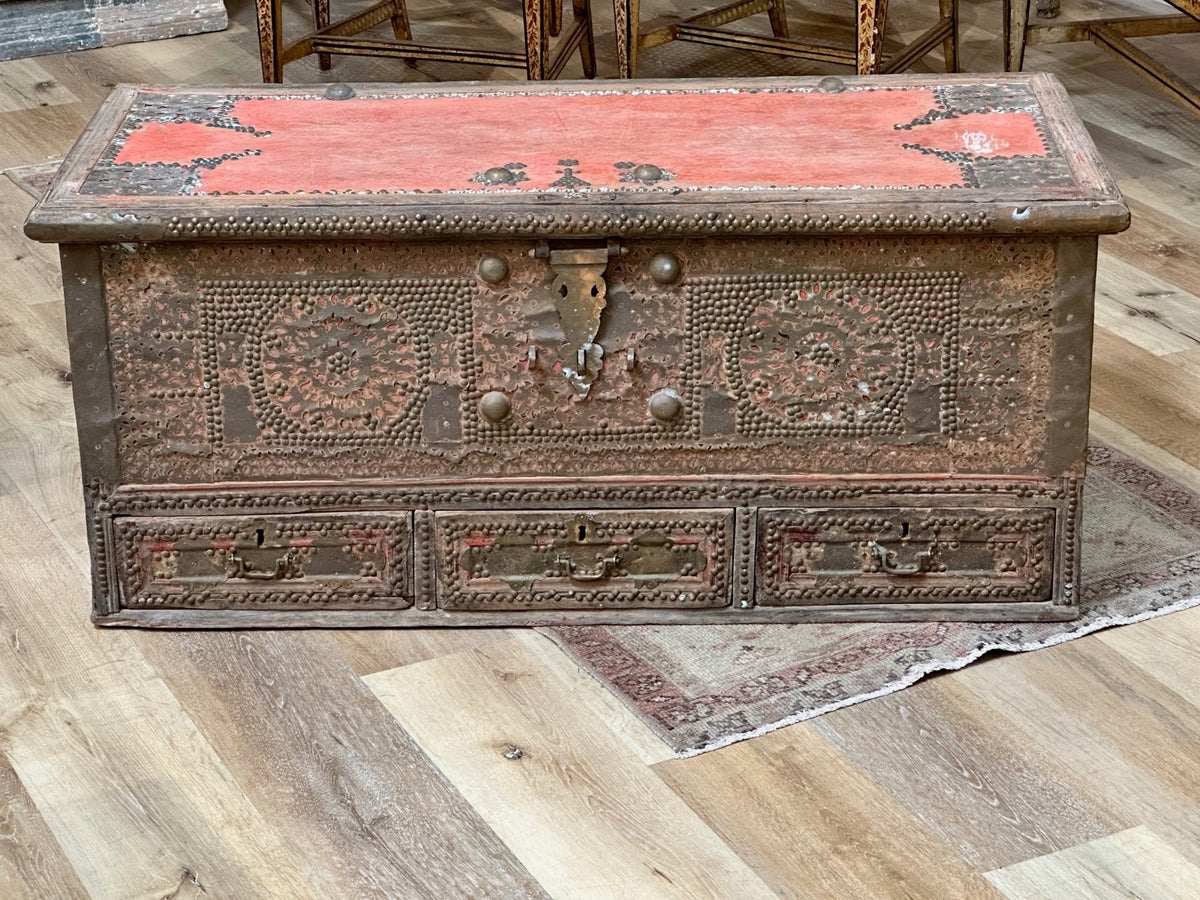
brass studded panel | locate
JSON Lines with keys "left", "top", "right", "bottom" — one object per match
{"left": 114, "top": 512, "right": 413, "bottom": 609}
{"left": 756, "top": 506, "right": 1056, "bottom": 606}
{"left": 434, "top": 509, "right": 734, "bottom": 610}
{"left": 102, "top": 235, "right": 1062, "bottom": 484}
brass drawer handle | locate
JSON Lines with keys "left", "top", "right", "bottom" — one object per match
{"left": 226, "top": 549, "right": 299, "bottom": 581}
{"left": 866, "top": 541, "right": 934, "bottom": 576}
{"left": 554, "top": 552, "right": 620, "bottom": 583}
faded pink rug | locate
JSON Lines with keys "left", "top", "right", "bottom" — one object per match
{"left": 543, "top": 443, "right": 1200, "bottom": 757}
{"left": 3, "top": 160, "right": 62, "bottom": 200}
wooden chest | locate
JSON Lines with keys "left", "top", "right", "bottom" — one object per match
{"left": 26, "top": 75, "right": 1128, "bottom": 627}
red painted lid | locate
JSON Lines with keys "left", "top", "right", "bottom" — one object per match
{"left": 26, "top": 75, "right": 1128, "bottom": 242}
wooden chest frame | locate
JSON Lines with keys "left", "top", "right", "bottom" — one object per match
{"left": 27, "top": 75, "right": 1128, "bottom": 626}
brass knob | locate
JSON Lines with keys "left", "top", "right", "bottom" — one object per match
{"left": 817, "top": 76, "right": 845, "bottom": 94}
{"left": 648, "top": 389, "right": 683, "bottom": 423}
{"left": 324, "top": 83, "right": 355, "bottom": 100}
{"left": 632, "top": 164, "right": 663, "bottom": 184}
{"left": 483, "top": 167, "right": 515, "bottom": 185}
{"left": 479, "top": 391, "right": 511, "bottom": 422}
{"left": 477, "top": 255, "right": 509, "bottom": 284}
{"left": 648, "top": 252, "right": 682, "bottom": 285}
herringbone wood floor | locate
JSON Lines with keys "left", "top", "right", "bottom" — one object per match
{"left": 2, "top": 0, "right": 1199, "bottom": 896}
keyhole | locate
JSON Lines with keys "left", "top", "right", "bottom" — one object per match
{"left": 559, "top": 283, "right": 569, "bottom": 298}
{"left": 900, "top": 522, "right": 910, "bottom": 538}
{"left": 577, "top": 524, "right": 588, "bottom": 541}
{"left": 256, "top": 528, "right": 265, "bottom": 547}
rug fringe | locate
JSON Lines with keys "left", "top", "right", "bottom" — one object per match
{"left": 672, "top": 592, "right": 1200, "bottom": 759}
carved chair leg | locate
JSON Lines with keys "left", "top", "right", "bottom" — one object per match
{"left": 574, "top": 0, "right": 597, "bottom": 78}
{"left": 940, "top": 0, "right": 959, "bottom": 72}
{"left": 314, "top": 0, "right": 331, "bottom": 70}
{"left": 524, "top": 0, "right": 550, "bottom": 79}
{"left": 390, "top": 0, "right": 412, "bottom": 40}
{"left": 857, "top": 0, "right": 890, "bottom": 74}
{"left": 254, "top": 0, "right": 285, "bottom": 83}
{"left": 767, "top": 0, "right": 790, "bottom": 38}
{"left": 612, "top": 0, "right": 639, "bottom": 79}
{"left": 1004, "top": 0, "right": 1030, "bottom": 70}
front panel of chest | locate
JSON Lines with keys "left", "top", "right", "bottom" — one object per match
{"left": 101, "top": 235, "right": 1073, "bottom": 483}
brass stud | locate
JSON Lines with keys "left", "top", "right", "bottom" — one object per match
{"left": 648, "top": 252, "right": 682, "bottom": 285}
{"left": 479, "top": 391, "right": 512, "bottom": 422}
{"left": 483, "top": 167, "right": 516, "bottom": 185}
{"left": 632, "top": 164, "right": 663, "bottom": 184}
{"left": 648, "top": 389, "right": 684, "bottom": 423}
{"left": 325, "top": 83, "right": 355, "bottom": 100}
{"left": 477, "top": 255, "right": 509, "bottom": 284}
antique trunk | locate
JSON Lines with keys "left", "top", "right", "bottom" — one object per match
{"left": 25, "top": 75, "right": 1128, "bottom": 626}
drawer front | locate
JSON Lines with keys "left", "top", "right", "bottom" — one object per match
{"left": 114, "top": 513, "right": 412, "bottom": 609}
{"left": 435, "top": 509, "right": 733, "bottom": 610}
{"left": 757, "top": 507, "right": 1055, "bottom": 606}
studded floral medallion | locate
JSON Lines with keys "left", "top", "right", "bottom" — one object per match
{"left": 192, "top": 274, "right": 474, "bottom": 453}
{"left": 735, "top": 285, "right": 905, "bottom": 434}
{"left": 686, "top": 269, "right": 960, "bottom": 442}
{"left": 255, "top": 293, "right": 424, "bottom": 442}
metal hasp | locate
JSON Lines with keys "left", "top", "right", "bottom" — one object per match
{"left": 539, "top": 240, "right": 622, "bottom": 397}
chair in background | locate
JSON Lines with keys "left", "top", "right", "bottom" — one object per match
{"left": 611, "top": 0, "right": 958, "bottom": 78}
{"left": 254, "top": 0, "right": 596, "bottom": 83}
{"left": 1004, "top": 0, "right": 1200, "bottom": 113}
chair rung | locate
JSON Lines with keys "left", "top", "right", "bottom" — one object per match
{"left": 546, "top": 20, "right": 589, "bottom": 79}
{"left": 309, "top": 36, "right": 527, "bottom": 67}
{"left": 1088, "top": 23, "right": 1200, "bottom": 113}
{"left": 879, "top": 17, "right": 954, "bottom": 74}
{"left": 681, "top": 0, "right": 774, "bottom": 30}
{"left": 318, "top": 1, "right": 399, "bottom": 40}
{"left": 1026, "top": 13, "right": 1200, "bottom": 45}
{"left": 673, "top": 25, "right": 855, "bottom": 64}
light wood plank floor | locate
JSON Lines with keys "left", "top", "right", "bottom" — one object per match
{"left": 1, "top": 0, "right": 1198, "bottom": 896}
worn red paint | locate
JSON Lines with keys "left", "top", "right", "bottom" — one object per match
{"left": 113, "top": 88, "right": 1053, "bottom": 196}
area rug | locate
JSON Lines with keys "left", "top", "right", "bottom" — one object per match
{"left": 3, "top": 159, "right": 62, "bottom": 200}
{"left": 543, "top": 443, "right": 1200, "bottom": 757}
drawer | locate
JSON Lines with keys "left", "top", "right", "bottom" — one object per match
{"left": 757, "top": 507, "right": 1055, "bottom": 606}
{"left": 434, "top": 509, "right": 733, "bottom": 610}
{"left": 114, "top": 513, "right": 412, "bottom": 609}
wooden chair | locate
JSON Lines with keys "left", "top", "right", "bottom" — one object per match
{"left": 1004, "top": 0, "right": 1200, "bottom": 113}
{"left": 611, "top": 0, "right": 958, "bottom": 78}
{"left": 254, "top": 0, "right": 596, "bottom": 83}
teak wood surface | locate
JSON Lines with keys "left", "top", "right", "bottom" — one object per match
{"left": 1, "top": 0, "right": 1199, "bottom": 896}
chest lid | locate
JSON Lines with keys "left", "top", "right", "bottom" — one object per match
{"left": 26, "top": 74, "right": 1127, "bottom": 243}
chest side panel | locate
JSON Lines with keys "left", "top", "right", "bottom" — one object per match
{"left": 101, "top": 234, "right": 1076, "bottom": 483}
